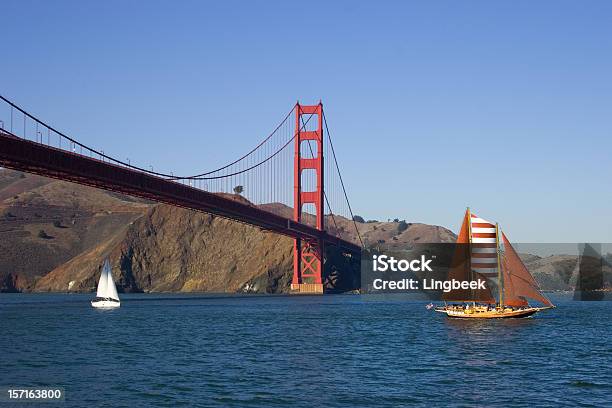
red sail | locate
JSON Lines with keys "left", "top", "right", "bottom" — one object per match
{"left": 501, "top": 233, "right": 553, "bottom": 307}
{"left": 443, "top": 210, "right": 496, "bottom": 304}
{"left": 501, "top": 255, "right": 528, "bottom": 307}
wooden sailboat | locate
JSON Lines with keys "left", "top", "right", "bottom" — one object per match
{"left": 434, "top": 209, "right": 554, "bottom": 318}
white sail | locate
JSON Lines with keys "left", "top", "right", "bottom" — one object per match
{"left": 95, "top": 259, "right": 119, "bottom": 300}
{"left": 105, "top": 261, "right": 120, "bottom": 301}
{"left": 95, "top": 261, "right": 109, "bottom": 298}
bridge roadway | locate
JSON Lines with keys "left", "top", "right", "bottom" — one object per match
{"left": 0, "top": 130, "right": 361, "bottom": 254}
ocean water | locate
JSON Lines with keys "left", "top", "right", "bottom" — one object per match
{"left": 0, "top": 293, "right": 610, "bottom": 407}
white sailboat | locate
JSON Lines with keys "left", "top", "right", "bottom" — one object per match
{"left": 91, "top": 259, "right": 120, "bottom": 308}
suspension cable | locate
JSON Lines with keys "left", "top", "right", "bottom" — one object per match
{"left": 1, "top": 93, "right": 362, "bottom": 245}
{"left": 174, "top": 106, "right": 296, "bottom": 179}
{"left": 322, "top": 109, "right": 364, "bottom": 247}
{"left": 185, "top": 105, "right": 317, "bottom": 180}
{"left": 0, "top": 94, "right": 295, "bottom": 181}
{"left": 184, "top": 134, "right": 296, "bottom": 180}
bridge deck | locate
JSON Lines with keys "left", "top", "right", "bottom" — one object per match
{"left": 0, "top": 131, "right": 360, "bottom": 253}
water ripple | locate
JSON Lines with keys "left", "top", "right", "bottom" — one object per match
{"left": 0, "top": 293, "right": 610, "bottom": 407}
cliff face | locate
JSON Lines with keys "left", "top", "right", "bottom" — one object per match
{"left": 0, "top": 170, "right": 150, "bottom": 291}
{"left": 3, "top": 169, "right": 587, "bottom": 293}
{"left": 1, "top": 169, "right": 461, "bottom": 294}
{"left": 35, "top": 204, "right": 294, "bottom": 293}
{"left": 0, "top": 170, "right": 297, "bottom": 293}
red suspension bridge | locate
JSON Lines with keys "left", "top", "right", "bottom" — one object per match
{"left": 0, "top": 95, "right": 363, "bottom": 294}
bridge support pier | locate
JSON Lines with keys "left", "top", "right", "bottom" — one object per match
{"left": 291, "top": 102, "right": 325, "bottom": 294}
{"left": 291, "top": 238, "right": 324, "bottom": 294}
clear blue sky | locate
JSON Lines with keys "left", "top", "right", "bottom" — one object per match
{"left": 1, "top": 0, "right": 611, "bottom": 242}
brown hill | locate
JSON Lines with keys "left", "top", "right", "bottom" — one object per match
{"left": 0, "top": 169, "right": 151, "bottom": 291}
{"left": 34, "top": 204, "right": 294, "bottom": 293}
{"left": 0, "top": 168, "right": 482, "bottom": 294}
{"left": 32, "top": 205, "right": 456, "bottom": 294}
{"left": 258, "top": 202, "right": 456, "bottom": 246}
{"left": 522, "top": 253, "right": 612, "bottom": 291}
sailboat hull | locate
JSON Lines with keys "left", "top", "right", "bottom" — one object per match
{"left": 435, "top": 306, "right": 551, "bottom": 319}
{"left": 91, "top": 299, "right": 120, "bottom": 309}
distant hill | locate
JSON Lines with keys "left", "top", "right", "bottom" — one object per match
{"left": 0, "top": 168, "right": 593, "bottom": 293}
{"left": 258, "top": 202, "right": 457, "bottom": 246}
{"left": 0, "top": 169, "right": 453, "bottom": 293}
{"left": 0, "top": 169, "right": 151, "bottom": 291}
{"left": 34, "top": 204, "right": 295, "bottom": 293}
{"left": 521, "top": 253, "right": 611, "bottom": 292}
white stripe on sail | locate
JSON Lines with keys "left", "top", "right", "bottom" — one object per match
{"left": 470, "top": 217, "right": 494, "bottom": 224}
{"left": 472, "top": 237, "right": 496, "bottom": 243}
{"left": 473, "top": 267, "right": 498, "bottom": 274}
{"left": 471, "top": 227, "right": 496, "bottom": 233}
{"left": 471, "top": 258, "right": 497, "bottom": 265}
{"left": 472, "top": 247, "right": 497, "bottom": 253}
{"left": 471, "top": 251, "right": 497, "bottom": 256}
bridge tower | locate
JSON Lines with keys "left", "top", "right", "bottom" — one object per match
{"left": 292, "top": 102, "right": 325, "bottom": 294}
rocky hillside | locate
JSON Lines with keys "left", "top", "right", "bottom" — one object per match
{"left": 0, "top": 169, "right": 453, "bottom": 293}
{"left": 35, "top": 204, "right": 295, "bottom": 293}
{"left": 522, "top": 253, "right": 611, "bottom": 291}
{"left": 2, "top": 169, "right": 597, "bottom": 293}
{"left": 260, "top": 202, "right": 457, "bottom": 247}
{"left": 0, "top": 170, "right": 151, "bottom": 291}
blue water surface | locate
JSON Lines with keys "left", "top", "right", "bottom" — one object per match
{"left": 0, "top": 293, "right": 610, "bottom": 407}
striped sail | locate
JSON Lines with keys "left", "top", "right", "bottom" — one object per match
{"left": 443, "top": 209, "right": 496, "bottom": 303}
{"left": 470, "top": 213, "right": 498, "bottom": 278}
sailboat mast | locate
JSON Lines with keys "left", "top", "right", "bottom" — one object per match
{"left": 467, "top": 207, "right": 474, "bottom": 306}
{"left": 496, "top": 223, "right": 503, "bottom": 307}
